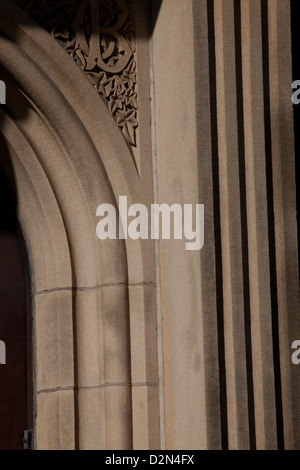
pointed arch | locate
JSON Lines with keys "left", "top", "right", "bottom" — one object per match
{"left": 0, "top": 0, "right": 159, "bottom": 450}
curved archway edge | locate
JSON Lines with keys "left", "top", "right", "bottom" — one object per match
{"left": 0, "top": 0, "right": 160, "bottom": 450}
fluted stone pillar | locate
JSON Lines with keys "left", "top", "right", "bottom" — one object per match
{"left": 151, "top": 0, "right": 300, "bottom": 450}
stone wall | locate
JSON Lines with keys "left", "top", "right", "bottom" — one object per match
{"left": 0, "top": 0, "right": 299, "bottom": 450}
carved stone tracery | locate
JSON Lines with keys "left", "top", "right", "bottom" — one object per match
{"left": 13, "top": 0, "right": 138, "bottom": 147}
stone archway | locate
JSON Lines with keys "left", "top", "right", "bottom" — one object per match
{"left": 0, "top": 0, "right": 159, "bottom": 450}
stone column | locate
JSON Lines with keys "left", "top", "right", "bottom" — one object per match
{"left": 151, "top": 0, "right": 300, "bottom": 450}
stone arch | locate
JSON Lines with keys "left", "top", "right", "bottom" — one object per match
{"left": 0, "top": 0, "right": 159, "bottom": 450}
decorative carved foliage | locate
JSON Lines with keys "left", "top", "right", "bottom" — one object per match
{"left": 13, "top": 0, "right": 138, "bottom": 147}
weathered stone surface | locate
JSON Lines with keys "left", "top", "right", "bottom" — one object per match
{"left": 0, "top": 0, "right": 299, "bottom": 451}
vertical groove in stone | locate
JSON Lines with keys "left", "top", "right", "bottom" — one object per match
{"left": 240, "top": 0, "right": 278, "bottom": 449}
{"left": 206, "top": 0, "right": 228, "bottom": 450}
{"left": 233, "top": 0, "right": 257, "bottom": 450}
{"left": 193, "top": 0, "right": 224, "bottom": 450}
{"left": 213, "top": 0, "right": 250, "bottom": 450}
{"left": 260, "top": 0, "right": 284, "bottom": 449}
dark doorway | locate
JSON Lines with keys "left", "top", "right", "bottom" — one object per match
{"left": 0, "top": 157, "right": 32, "bottom": 450}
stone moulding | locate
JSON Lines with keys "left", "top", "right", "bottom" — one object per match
{"left": 13, "top": 0, "right": 138, "bottom": 148}
{"left": 0, "top": 0, "right": 156, "bottom": 448}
